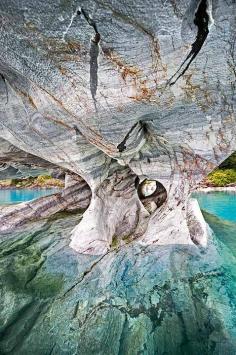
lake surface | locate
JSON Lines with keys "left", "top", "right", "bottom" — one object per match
{"left": 194, "top": 190, "right": 236, "bottom": 261}
{"left": 0, "top": 188, "right": 61, "bottom": 205}
{"left": 192, "top": 191, "right": 236, "bottom": 223}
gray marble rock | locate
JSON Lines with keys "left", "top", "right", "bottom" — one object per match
{"left": 0, "top": 2, "right": 235, "bottom": 352}
{"left": 0, "top": 0, "right": 235, "bottom": 253}
{"left": 0, "top": 174, "right": 91, "bottom": 232}
{"left": 0, "top": 137, "right": 59, "bottom": 179}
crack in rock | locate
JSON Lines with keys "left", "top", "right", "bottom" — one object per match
{"left": 62, "top": 251, "right": 109, "bottom": 298}
{"left": 117, "top": 121, "right": 148, "bottom": 153}
{"left": 0, "top": 73, "right": 8, "bottom": 104}
{"left": 61, "top": 5, "right": 101, "bottom": 104}
{"left": 168, "top": 0, "right": 213, "bottom": 86}
{"left": 79, "top": 8, "right": 101, "bottom": 104}
{"left": 62, "top": 4, "right": 81, "bottom": 42}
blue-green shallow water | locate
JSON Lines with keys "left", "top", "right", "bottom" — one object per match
{"left": 195, "top": 191, "right": 236, "bottom": 347}
{"left": 192, "top": 191, "right": 236, "bottom": 223}
{"left": 1, "top": 195, "right": 236, "bottom": 354}
{"left": 0, "top": 188, "right": 61, "bottom": 205}
{"left": 193, "top": 191, "right": 236, "bottom": 261}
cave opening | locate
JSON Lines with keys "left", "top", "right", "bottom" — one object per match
{"left": 136, "top": 178, "right": 167, "bottom": 213}
{"left": 168, "top": 0, "right": 211, "bottom": 86}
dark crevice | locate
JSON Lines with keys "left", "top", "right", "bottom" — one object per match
{"left": 168, "top": 0, "right": 210, "bottom": 86}
{"left": 78, "top": 8, "right": 101, "bottom": 104}
{"left": 0, "top": 73, "right": 8, "bottom": 104}
{"left": 89, "top": 40, "right": 99, "bottom": 104}
{"left": 72, "top": 124, "right": 82, "bottom": 143}
{"left": 78, "top": 8, "right": 100, "bottom": 41}
{"left": 62, "top": 251, "right": 109, "bottom": 298}
{"left": 48, "top": 344, "right": 56, "bottom": 355}
{"left": 117, "top": 121, "right": 148, "bottom": 153}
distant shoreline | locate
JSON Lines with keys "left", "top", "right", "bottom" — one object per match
{"left": 0, "top": 176, "right": 64, "bottom": 190}
{"left": 0, "top": 185, "right": 62, "bottom": 190}
{"left": 195, "top": 186, "right": 236, "bottom": 193}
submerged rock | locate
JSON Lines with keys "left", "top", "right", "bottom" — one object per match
{"left": 0, "top": 211, "right": 236, "bottom": 354}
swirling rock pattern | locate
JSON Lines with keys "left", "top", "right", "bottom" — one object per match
{"left": 0, "top": 1, "right": 236, "bottom": 352}
{"left": 0, "top": 0, "right": 235, "bottom": 253}
{"left": 0, "top": 137, "right": 58, "bottom": 178}
{"left": 0, "top": 174, "right": 91, "bottom": 232}
{"left": 0, "top": 0, "right": 235, "bottom": 254}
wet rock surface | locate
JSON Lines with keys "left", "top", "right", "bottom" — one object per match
{"left": 1, "top": 211, "right": 236, "bottom": 355}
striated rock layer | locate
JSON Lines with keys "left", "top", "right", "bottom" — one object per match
{"left": 0, "top": 0, "right": 235, "bottom": 254}
{"left": 0, "top": 1, "right": 236, "bottom": 353}
{"left": 0, "top": 174, "right": 91, "bottom": 232}
{"left": 0, "top": 0, "right": 235, "bottom": 253}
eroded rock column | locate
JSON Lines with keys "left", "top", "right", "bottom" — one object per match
{"left": 70, "top": 166, "right": 149, "bottom": 254}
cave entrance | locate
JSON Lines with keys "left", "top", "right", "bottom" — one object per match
{"left": 136, "top": 178, "right": 167, "bottom": 213}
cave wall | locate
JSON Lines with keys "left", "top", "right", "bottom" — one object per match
{"left": 0, "top": 0, "right": 235, "bottom": 253}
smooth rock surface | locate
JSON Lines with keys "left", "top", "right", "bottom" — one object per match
{"left": 0, "top": 211, "right": 236, "bottom": 354}
{"left": 0, "top": 175, "right": 91, "bottom": 232}
{"left": 0, "top": 2, "right": 236, "bottom": 351}
{"left": 0, "top": 0, "right": 235, "bottom": 253}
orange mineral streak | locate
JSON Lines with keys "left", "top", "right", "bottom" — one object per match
{"left": 103, "top": 48, "right": 160, "bottom": 103}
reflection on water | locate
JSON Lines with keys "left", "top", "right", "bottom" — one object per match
{"left": 194, "top": 190, "right": 236, "bottom": 259}
{"left": 202, "top": 211, "right": 236, "bottom": 321}
{"left": 0, "top": 188, "right": 61, "bottom": 205}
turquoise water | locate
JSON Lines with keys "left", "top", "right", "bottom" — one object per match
{"left": 194, "top": 191, "right": 236, "bottom": 254}
{"left": 0, "top": 193, "right": 236, "bottom": 352}
{"left": 194, "top": 190, "right": 236, "bottom": 260}
{"left": 196, "top": 192, "right": 236, "bottom": 351}
{"left": 192, "top": 191, "right": 236, "bottom": 223}
{"left": 0, "top": 188, "right": 60, "bottom": 205}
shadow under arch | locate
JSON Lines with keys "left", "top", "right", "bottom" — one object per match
{"left": 136, "top": 178, "right": 167, "bottom": 214}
